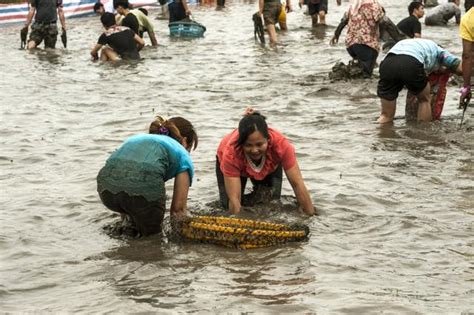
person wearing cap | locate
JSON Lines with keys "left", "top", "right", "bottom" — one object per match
{"left": 377, "top": 38, "right": 462, "bottom": 123}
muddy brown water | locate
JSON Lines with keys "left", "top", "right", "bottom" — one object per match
{"left": 1, "top": 0, "right": 473, "bottom": 312}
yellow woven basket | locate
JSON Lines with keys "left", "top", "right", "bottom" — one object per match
{"left": 178, "top": 215, "right": 309, "bottom": 249}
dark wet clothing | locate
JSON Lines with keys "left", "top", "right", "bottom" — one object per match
{"left": 29, "top": 22, "right": 59, "bottom": 48}
{"left": 346, "top": 44, "right": 378, "bottom": 76}
{"left": 31, "top": 0, "right": 61, "bottom": 23}
{"left": 397, "top": 15, "right": 421, "bottom": 38}
{"left": 465, "top": 0, "right": 474, "bottom": 11}
{"left": 28, "top": 0, "right": 62, "bottom": 48}
{"left": 97, "top": 134, "right": 194, "bottom": 236}
{"left": 121, "top": 12, "right": 139, "bottom": 35}
{"left": 97, "top": 26, "right": 140, "bottom": 60}
{"left": 308, "top": 0, "right": 328, "bottom": 16}
{"left": 377, "top": 54, "right": 427, "bottom": 101}
{"left": 99, "top": 190, "right": 165, "bottom": 236}
{"left": 168, "top": 0, "right": 186, "bottom": 23}
{"left": 216, "top": 157, "right": 282, "bottom": 209}
{"left": 262, "top": 1, "right": 281, "bottom": 25}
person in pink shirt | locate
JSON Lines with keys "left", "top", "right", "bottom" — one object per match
{"left": 216, "top": 109, "right": 315, "bottom": 216}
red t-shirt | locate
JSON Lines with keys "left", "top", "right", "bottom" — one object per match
{"left": 216, "top": 128, "right": 297, "bottom": 180}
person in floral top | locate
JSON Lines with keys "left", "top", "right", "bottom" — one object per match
{"left": 330, "top": 0, "right": 384, "bottom": 76}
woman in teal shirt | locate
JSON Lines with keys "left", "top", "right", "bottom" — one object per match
{"left": 97, "top": 116, "right": 198, "bottom": 236}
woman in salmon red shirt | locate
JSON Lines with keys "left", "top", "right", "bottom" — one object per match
{"left": 216, "top": 109, "right": 315, "bottom": 215}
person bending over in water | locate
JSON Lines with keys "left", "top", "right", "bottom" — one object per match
{"left": 90, "top": 12, "right": 144, "bottom": 61}
{"left": 97, "top": 116, "right": 198, "bottom": 236}
{"left": 216, "top": 108, "right": 315, "bottom": 216}
{"left": 424, "top": 0, "right": 461, "bottom": 26}
{"left": 377, "top": 38, "right": 462, "bottom": 123}
{"left": 330, "top": 0, "right": 384, "bottom": 76}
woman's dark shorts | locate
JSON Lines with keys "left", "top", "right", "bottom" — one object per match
{"left": 99, "top": 190, "right": 165, "bottom": 236}
{"left": 377, "top": 53, "right": 427, "bottom": 101}
{"left": 347, "top": 43, "right": 378, "bottom": 76}
{"left": 308, "top": 0, "right": 328, "bottom": 16}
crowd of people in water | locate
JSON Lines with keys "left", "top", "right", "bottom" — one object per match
{"left": 19, "top": 0, "right": 474, "bottom": 237}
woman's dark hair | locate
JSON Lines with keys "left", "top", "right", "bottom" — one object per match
{"left": 101, "top": 12, "right": 116, "bottom": 28}
{"left": 235, "top": 112, "right": 269, "bottom": 147}
{"left": 149, "top": 116, "right": 198, "bottom": 151}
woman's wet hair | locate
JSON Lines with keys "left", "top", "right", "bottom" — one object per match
{"left": 149, "top": 116, "right": 198, "bottom": 150}
{"left": 101, "top": 12, "right": 116, "bottom": 28}
{"left": 235, "top": 112, "right": 269, "bottom": 147}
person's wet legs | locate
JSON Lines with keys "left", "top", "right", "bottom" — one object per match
{"left": 415, "top": 82, "right": 432, "bottom": 121}
{"left": 377, "top": 98, "right": 397, "bottom": 123}
{"left": 266, "top": 24, "right": 278, "bottom": 45}
{"left": 318, "top": 10, "right": 326, "bottom": 25}
{"left": 311, "top": 13, "right": 319, "bottom": 27}
{"left": 100, "top": 47, "right": 119, "bottom": 61}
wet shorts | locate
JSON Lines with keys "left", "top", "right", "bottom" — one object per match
{"left": 308, "top": 0, "right": 328, "bottom": 16}
{"left": 29, "top": 22, "right": 58, "bottom": 48}
{"left": 263, "top": 1, "right": 282, "bottom": 25}
{"left": 99, "top": 190, "right": 165, "bottom": 236}
{"left": 377, "top": 53, "right": 428, "bottom": 101}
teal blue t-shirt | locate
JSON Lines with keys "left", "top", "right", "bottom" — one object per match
{"left": 97, "top": 134, "right": 194, "bottom": 201}
{"left": 387, "top": 38, "right": 460, "bottom": 73}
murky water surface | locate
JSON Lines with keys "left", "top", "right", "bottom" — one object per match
{"left": 1, "top": 0, "right": 473, "bottom": 312}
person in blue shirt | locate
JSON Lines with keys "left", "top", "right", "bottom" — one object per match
{"left": 377, "top": 38, "right": 462, "bottom": 123}
{"left": 97, "top": 116, "right": 198, "bottom": 236}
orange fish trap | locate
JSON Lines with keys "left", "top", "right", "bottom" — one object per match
{"left": 178, "top": 216, "right": 310, "bottom": 249}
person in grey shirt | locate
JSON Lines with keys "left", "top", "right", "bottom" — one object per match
{"left": 423, "top": 0, "right": 438, "bottom": 8}
{"left": 424, "top": 0, "right": 461, "bottom": 26}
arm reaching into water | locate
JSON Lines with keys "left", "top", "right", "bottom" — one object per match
{"left": 330, "top": 13, "right": 348, "bottom": 45}
{"left": 134, "top": 33, "right": 145, "bottom": 50}
{"left": 170, "top": 171, "right": 190, "bottom": 219}
{"left": 90, "top": 43, "right": 102, "bottom": 60}
{"left": 224, "top": 176, "right": 243, "bottom": 214}
{"left": 285, "top": 162, "right": 315, "bottom": 215}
